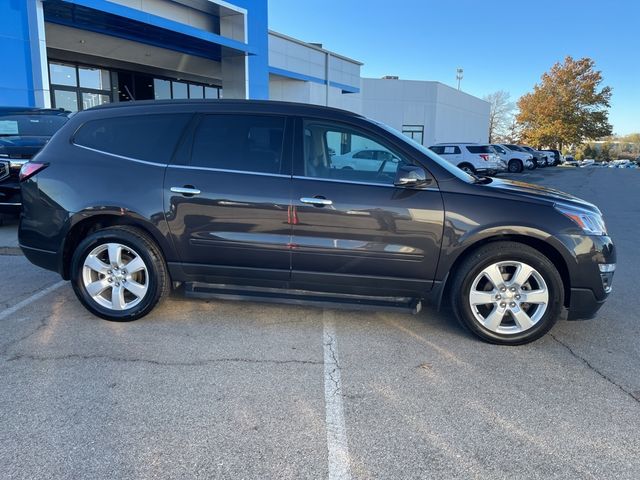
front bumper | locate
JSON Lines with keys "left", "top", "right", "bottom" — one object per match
{"left": 0, "top": 179, "right": 21, "bottom": 213}
{"left": 478, "top": 161, "right": 507, "bottom": 175}
{"left": 559, "top": 233, "right": 615, "bottom": 320}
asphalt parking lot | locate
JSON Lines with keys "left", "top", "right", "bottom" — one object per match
{"left": 1, "top": 166, "right": 639, "bottom": 479}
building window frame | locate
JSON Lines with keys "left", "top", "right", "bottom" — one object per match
{"left": 402, "top": 125, "right": 425, "bottom": 145}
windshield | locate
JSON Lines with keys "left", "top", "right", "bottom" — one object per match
{"left": 371, "top": 120, "right": 476, "bottom": 183}
{"left": 0, "top": 114, "right": 68, "bottom": 137}
{"left": 506, "top": 144, "right": 524, "bottom": 152}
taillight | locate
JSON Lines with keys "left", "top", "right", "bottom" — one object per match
{"left": 19, "top": 162, "right": 48, "bottom": 182}
{"left": 479, "top": 154, "right": 489, "bottom": 161}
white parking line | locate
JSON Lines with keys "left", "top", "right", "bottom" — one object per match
{"left": 0, "top": 281, "right": 66, "bottom": 322}
{"left": 323, "top": 310, "right": 352, "bottom": 480}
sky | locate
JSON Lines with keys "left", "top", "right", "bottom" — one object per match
{"left": 268, "top": 0, "right": 640, "bottom": 136}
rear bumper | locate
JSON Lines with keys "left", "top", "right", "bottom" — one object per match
{"left": 20, "top": 244, "right": 60, "bottom": 274}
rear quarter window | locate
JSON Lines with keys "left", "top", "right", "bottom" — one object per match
{"left": 73, "top": 113, "right": 191, "bottom": 163}
{"left": 466, "top": 145, "right": 491, "bottom": 154}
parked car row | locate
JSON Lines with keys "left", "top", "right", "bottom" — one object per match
{"left": 426, "top": 143, "right": 562, "bottom": 176}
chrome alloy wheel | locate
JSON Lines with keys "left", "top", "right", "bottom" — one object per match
{"left": 82, "top": 243, "right": 149, "bottom": 311}
{"left": 468, "top": 261, "right": 549, "bottom": 335}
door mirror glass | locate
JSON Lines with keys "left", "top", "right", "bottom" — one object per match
{"left": 394, "top": 165, "right": 431, "bottom": 187}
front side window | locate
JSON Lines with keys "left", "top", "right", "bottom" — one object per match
{"left": 493, "top": 145, "right": 507, "bottom": 154}
{"left": 74, "top": 114, "right": 191, "bottom": 163}
{"left": 190, "top": 115, "right": 286, "bottom": 174}
{"left": 303, "top": 121, "right": 407, "bottom": 185}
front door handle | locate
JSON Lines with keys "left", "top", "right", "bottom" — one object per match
{"left": 171, "top": 186, "right": 201, "bottom": 196}
{"left": 300, "top": 197, "right": 333, "bottom": 206}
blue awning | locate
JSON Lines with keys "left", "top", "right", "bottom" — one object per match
{"left": 43, "top": 0, "right": 255, "bottom": 62}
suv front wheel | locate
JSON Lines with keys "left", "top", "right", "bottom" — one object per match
{"left": 70, "top": 226, "right": 170, "bottom": 321}
{"left": 451, "top": 242, "right": 564, "bottom": 345}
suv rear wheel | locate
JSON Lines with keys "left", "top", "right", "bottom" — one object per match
{"left": 451, "top": 242, "right": 563, "bottom": 345}
{"left": 70, "top": 226, "right": 169, "bottom": 321}
{"left": 458, "top": 163, "right": 475, "bottom": 175}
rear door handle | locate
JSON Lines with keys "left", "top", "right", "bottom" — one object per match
{"left": 171, "top": 186, "right": 201, "bottom": 196}
{"left": 300, "top": 197, "right": 333, "bottom": 206}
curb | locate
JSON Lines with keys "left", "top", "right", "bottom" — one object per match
{"left": 0, "top": 247, "right": 22, "bottom": 256}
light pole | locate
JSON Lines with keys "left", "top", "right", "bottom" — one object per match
{"left": 456, "top": 68, "right": 463, "bottom": 90}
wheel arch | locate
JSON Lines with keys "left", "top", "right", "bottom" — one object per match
{"left": 61, "top": 211, "right": 173, "bottom": 280}
{"left": 457, "top": 162, "right": 475, "bottom": 172}
{"left": 438, "top": 234, "right": 572, "bottom": 309}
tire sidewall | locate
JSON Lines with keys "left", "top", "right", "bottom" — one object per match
{"left": 71, "top": 229, "right": 163, "bottom": 321}
{"left": 454, "top": 246, "right": 563, "bottom": 345}
{"left": 508, "top": 160, "right": 522, "bottom": 173}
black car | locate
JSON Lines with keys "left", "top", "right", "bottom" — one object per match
{"left": 0, "top": 107, "right": 70, "bottom": 219}
{"left": 18, "top": 100, "right": 615, "bottom": 345}
{"left": 518, "top": 146, "right": 548, "bottom": 167}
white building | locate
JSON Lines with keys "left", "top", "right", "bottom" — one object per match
{"left": 267, "top": 32, "right": 490, "bottom": 146}
{"left": 361, "top": 78, "right": 490, "bottom": 146}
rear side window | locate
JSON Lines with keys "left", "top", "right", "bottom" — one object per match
{"left": 466, "top": 145, "right": 491, "bottom": 154}
{"left": 0, "top": 114, "right": 68, "bottom": 137}
{"left": 429, "top": 146, "right": 460, "bottom": 154}
{"left": 190, "top": 114, "right": 286, "bottom": 174}
{"left": 73, "top": 114, "right": 191, "bottom": 163}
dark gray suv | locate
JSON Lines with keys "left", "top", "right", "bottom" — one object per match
{"left": 18, "top": 100, "right": 615, "bottom": 345}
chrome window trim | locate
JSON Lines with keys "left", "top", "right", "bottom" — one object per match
{"left": 292, "top": 175, "right": 439, "bottom": 191}
{"left": 72, "top": 143, "right": 167, "bottom": 167}
{"left": 168, "top": 164, "right": 290, "bottom": 178}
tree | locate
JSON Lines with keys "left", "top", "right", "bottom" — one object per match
{"left": 597, "top": 142, "right": 613, "bottom": 162}
{"left": 516, "top": 56, "right": 612, "bottom": 150}
{"left": 483, "top": 90, "right": 515, "bottom": 143}
{"left": 501, "top": 116, "right": 522, "bottom": 144}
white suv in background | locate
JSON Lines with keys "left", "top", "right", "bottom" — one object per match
{"left": 490, "top": 144, "right": 534, "bottom": 173}
{"left": 428, "top": 143, "right": 506, "bottom": 175}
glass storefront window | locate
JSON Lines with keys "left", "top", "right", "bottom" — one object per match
{"left": 189, "top": 84, "right": 204, "bottom": 99}
{"left": 49, "top": 63, "right": 77, "bottom": 87}
{"left": 204, "top": 87, "right": 219, "bottom": 99}
{"left": 79, "top": 67, "right": 111, "bottom": 90}
{"left": 53, "top": 90, "right": 79, "bottom": 112}
{"left": 82, "top": 92, "right": 110, "bottom": 110}
{"left": 154, "top": 79, "right": 171, "bottom": 100}
{"left": 172, "top": 81, "right": 188, "bottom": 99}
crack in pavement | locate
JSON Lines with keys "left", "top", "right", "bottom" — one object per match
{"left": 0, "top": 312, "right": 50, "bottom": 357}
{"left": 550, "top": 333, "right": 639, "bottom": 404}
{"left": 4, "top": 352, "right": 323, "bottom": 367}
{"left": 324, "top": 333, "right": 343, "bottom": 395}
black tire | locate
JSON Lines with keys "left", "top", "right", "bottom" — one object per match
{"left": 450, "top": 242, "right": 564, "bottom": 345}
{"left": 70, "top": 226, "right": 170, "bottom": 321}
{"left": 508, "top": 159, "right": 523, "bottom": 173}
{"left": 458, "top": 163, "right": 476, "bottom": 175}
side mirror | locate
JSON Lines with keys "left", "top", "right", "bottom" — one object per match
{"left": 394, "top": 165, "right": 431, "bottom": 187}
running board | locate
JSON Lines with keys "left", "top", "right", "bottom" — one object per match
{"left": 184, "top": 282, "right": 422, "bottom": 314}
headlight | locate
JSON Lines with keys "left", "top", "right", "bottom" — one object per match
{"left": 555, "top": 204, "right": 607, "bottom": 236}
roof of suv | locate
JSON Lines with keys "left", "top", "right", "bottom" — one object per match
{"left": 87, "top": 99, "right": 365, "bottom": 118}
